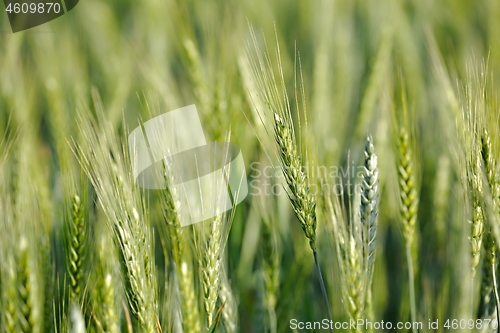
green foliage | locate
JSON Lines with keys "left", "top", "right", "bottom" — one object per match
{"left": 2, "top": 0, "right": 500, "bottom": 332}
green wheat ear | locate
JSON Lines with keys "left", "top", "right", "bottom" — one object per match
{"left": 160, "top": 159, "right": 202, "bottom": 333}
{"left": 468, "top": 152, "right": 484, "bottom": 278}
{"left": 360, "top": 134, "right": 379, "bottom": 278}
{"left": 325, "top": 173, "right": 367, "bottom": 333}
{"left": 67, "top": 194, "right": 88, "bottom": 301}
{"left": 477, "top": 128, "right": 499, "bottom": 317}
{"left": 75, "top": 105, "right": 159, "bottom": 333}
{"left": 470, "top": 198, "right": 485, "bottom": 278}
{"left": 273, "top": 112, "right": 317, "bottom": 253}
{"left": 243, "top": 28, "right": 332, "bottom": 328}
{"left": 14, "top": 234, "right": 44, "bottom": 333}
{"left": 201, "top": 213, "right": 223, "bottom": 329}
{"left": 360, "top": 135, "right": 379, "bottom": 321}
{"left": 398, "top": 129, "right": 419, "bottom": 246}
{"left": 396, "top": 124, "right": 419, "bottom": 333}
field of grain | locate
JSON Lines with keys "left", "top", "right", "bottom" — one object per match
{"left": 1, "top": 0, "right": 500, "bottom": 332}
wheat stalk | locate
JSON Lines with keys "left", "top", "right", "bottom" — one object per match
{"left": 243, "top": 27, "right": 332, "bottom": 327}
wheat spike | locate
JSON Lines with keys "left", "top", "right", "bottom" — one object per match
{"left": 360, "top": 135, "right": 379, "bottom": 278}
{"left": 273, "top": 112, "right": 317, "bottom": 252}
{"left": 398, "top": 129, "right": 419, "bottom": 246}
{"left": 202, "top": 214, "right": 223, "bottom": 328}
{"left": 67, "top": 194, "right": 87, "bottom": 301}
{"left": 160, "top": 160, "right": 202, "bottom": 333}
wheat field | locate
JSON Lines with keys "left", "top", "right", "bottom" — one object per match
{"left": 1, "top": 0, "right": 500, "bottom": 332}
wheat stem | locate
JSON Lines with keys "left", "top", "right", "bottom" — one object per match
{"left": 314, "top": 252, "right": 332, "bottom": 331}
{"left": 406, "top": 244, "right": 417, "bottom": 333}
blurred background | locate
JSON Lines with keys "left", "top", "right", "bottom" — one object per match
{"left": 1, "top": 0, "right": 500, "bottom": 331}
